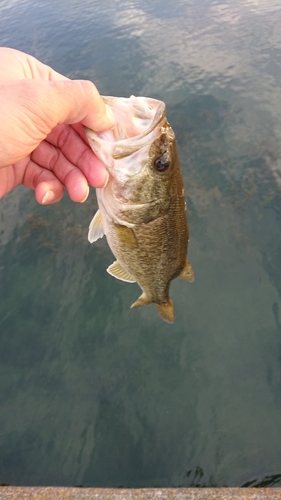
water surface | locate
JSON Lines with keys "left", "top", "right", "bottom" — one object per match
{"left": 0, "top": 0, "right": 281, "bottom": 488}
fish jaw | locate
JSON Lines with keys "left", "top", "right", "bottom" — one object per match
{"left": 84, "top": 95, "right": 166, "bottom": 176}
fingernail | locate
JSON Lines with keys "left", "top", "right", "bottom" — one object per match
{"left": 42, "top": 190, "right": 55, "bottom": 204}
{"left": 79, "top": 185, "right": 90, "bottom": 203}
{"left": 105, "top": 104, "right": 115, "bottom": 128}
{"left": 102, "top": 170, "right": 109, "bottom": 187}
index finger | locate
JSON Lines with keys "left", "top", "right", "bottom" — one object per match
{"left": 43, "top": 123, "right": 109, "bottom": 188}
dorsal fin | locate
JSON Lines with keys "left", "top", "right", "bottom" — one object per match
{"left": 179, "top": 258, "right": 194, "bottom": 282}
{"left": 107, "top": 261, "right": 136, "bottom": 283}
{"left": 88, "top": 210, "right": 105, "bottom": 243}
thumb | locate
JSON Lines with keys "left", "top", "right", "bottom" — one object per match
{"left": 39, "top": 79, "right": 115, "bottom": 132}
{"left": 0, "top": 79, "right": 115, "bottom": 167}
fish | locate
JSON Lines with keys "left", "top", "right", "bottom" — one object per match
{"left": 84, "top": 95, "right": 194, "bottom": 323}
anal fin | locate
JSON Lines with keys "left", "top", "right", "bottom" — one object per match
{"left": 107, "top": 261, "right": 136, "bottom": 283}
{"left": 131, "top": 293, "right": 151, "bottom": 309}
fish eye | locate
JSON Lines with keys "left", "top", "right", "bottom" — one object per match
{"left": 154, "top": 154, "right": 170, "bottom": 173}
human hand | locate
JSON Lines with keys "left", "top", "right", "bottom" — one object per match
{"left": 0, "top": 47, "right": 114, "bottom": 204}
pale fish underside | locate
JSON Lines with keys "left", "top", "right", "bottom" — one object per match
{"left": 85, "top": 95, "right": 194, "bottom": 323}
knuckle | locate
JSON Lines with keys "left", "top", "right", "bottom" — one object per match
{"left": 56, "top": 125, "right": 71, "bottom": 150}
{"left": 48, "top": 149, "right": 60, "bottom": 172}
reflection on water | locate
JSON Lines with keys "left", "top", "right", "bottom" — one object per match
{"left": 0, "top": 0, "right": 281, "bottom": 488}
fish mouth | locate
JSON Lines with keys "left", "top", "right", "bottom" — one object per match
{"left": 102, "top": 95, "right": 166, "bottom": 143}
{"left": 84, "top": 96, "right": 166, "bottom": 160}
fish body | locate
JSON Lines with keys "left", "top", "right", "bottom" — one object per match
{"left": 85, "top": 96, "right": 194, "bottom": 323}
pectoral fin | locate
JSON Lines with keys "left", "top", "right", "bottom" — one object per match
{"left": 107, "top": 261, "right": 136, "bottom": 283}
{"left": 114, "top": 223, "right": 138, "bottom": 249}
{"left": 156, "top": 299, "right": 175, "bottom": 324}
{"left": 88, "top": 210, "right": 105, "bottom": 243}
{"left": 179, "top": 258, "right": 195, "bottom": 283}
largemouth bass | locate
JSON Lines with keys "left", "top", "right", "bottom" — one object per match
{"left": 85, "top": 96, "right": 194, "bottom": 323}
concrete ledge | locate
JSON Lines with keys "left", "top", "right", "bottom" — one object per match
{"left": 0, "top": 488, "right": 281, "bottom": 500}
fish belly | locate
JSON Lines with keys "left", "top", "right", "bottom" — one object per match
{"left": 104, "top": 210, "right": 188, "bottom": 305}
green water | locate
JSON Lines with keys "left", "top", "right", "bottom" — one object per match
{"left": 0, "top": 0, "right": 281, "bottom": 488}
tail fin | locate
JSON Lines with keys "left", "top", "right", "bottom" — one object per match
{"left": 156, "top": 299, "right": 175, "bottom": 324}
{"left": 131, "top": 294, "right": 175, "bottom": 324}
{"left": 179, "top": 257, "right": 194, "bottom": 282}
